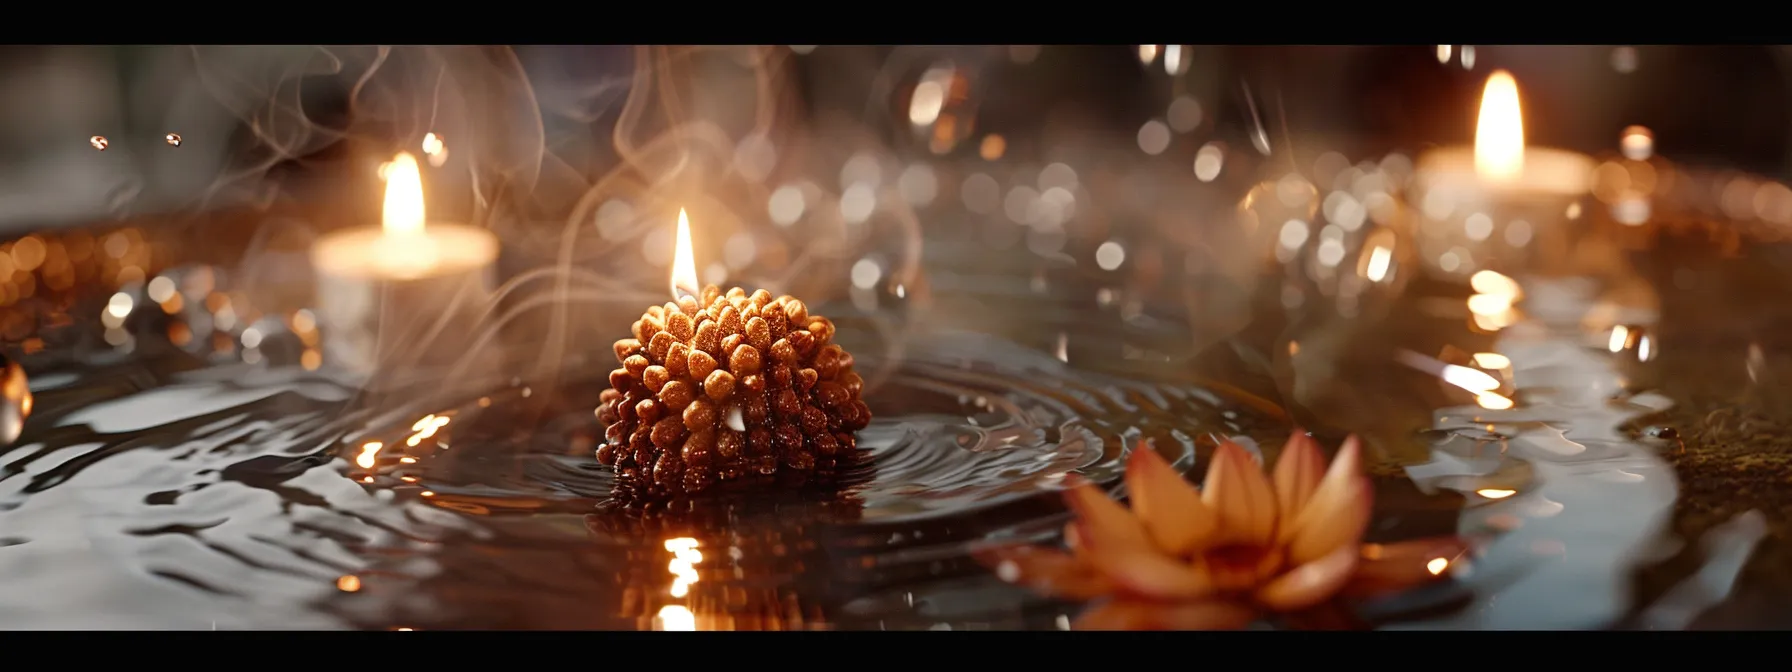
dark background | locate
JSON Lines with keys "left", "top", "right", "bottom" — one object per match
{"left": 1, "top": 45, "right": 1787, "bottom": 236}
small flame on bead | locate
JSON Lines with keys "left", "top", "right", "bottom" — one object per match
{"left": 671, "top": 209, "right": 699, "bottom": 300}
{"left": 90, "top": 136, "right": 108, "bottom": 151}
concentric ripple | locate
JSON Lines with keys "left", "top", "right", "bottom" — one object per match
{"left": 0, "top": 316, "right": 1275, "bottom": 630}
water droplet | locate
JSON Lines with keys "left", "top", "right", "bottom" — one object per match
{"left": 164, "top": 133, "right": 181, "bottom": 147}
{"left": 89, "top": 136, "right": 108, "bottom": 151}
{"left": 0, "top": 354, "right": 31, "bottom": 445}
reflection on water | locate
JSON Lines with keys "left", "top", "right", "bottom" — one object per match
{"left": 0, "top": 218, "right": 1785, "bottom": 630}
{"left": 0, "top": 316, "right": 1307, "bottom": 629}
{"left": 1401, "top": 277, "right": 1758, "bottom": 629}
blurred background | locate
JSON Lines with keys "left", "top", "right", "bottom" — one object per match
{"left": 5, "top": 45, "right": 1790, "bottom": 234}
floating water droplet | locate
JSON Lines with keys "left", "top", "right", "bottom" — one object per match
{"left": 164, "top": 133, "right": 181, "bottom": 147}
{"left": 0, "top": 354, "right": 31, "bottom": 445}
{"left": 89, "top": 136, "right": 108, "bottom": 151}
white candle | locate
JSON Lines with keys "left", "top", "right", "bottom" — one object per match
{"left": 310, "top": 152, "right": 499, "bottom": 377}
{"left": 1411, "top": 70, "right": 1596, "bottom": 279}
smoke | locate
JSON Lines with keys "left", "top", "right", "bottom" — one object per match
{"left": 170, "top": 45, "right": 928, "bottom": 390}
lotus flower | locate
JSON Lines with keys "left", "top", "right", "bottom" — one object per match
{"left": 982, "top": 432, "right": 1468, "bottom": 630}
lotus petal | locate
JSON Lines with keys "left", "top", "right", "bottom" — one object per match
{"left": 1076, "top": 521, "right": 1216, "bottom": 601}
{"left": 1125, "top": 444, "right": 1218, "bottom": 556}
{"left": 974, "top": 545, "right": 1114, "bottom": 600}
{"left": 1062, "top": 478, "right": 1152, "bottom": 553}
{"left": 1272, "top": 432, "right": 1325, "bottom": 544}
{"left": 1344, "top": 536, "right": 1470, "bottom": 599}
{"left": 1200, "top": 438, "right": 1279, "bottom": 547}
{"left": 1283, "top": 436, "right": 1373, "bottom": 565}
{"left": 1254, "top": 543, "right": 1360, "bottom": 612}
{"left": 1074, "top": 599, "right": 1258, "bottom": 631}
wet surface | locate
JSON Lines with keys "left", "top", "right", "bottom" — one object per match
{"left": 0, "top": 238, "right": 1466, "bottom": 630}
{"left": 0, "top": 212, "right": 1784, "bottom": 630}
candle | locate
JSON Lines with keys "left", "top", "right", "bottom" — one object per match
{"left": 594, "top": 209, "right": 871, "bottom": 501}
{"left": 1411, "top": 70, "right": 1596, "bottom": 279}
{"left": 310, "top": 152, "right": 499, "bottom": 377}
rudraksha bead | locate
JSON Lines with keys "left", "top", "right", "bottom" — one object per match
{"left": 596, "top": 285, "right": 871, "bottom": 499}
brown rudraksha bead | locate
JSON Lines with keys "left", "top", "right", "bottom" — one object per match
{"left": 595, "top": 285, "right": 872, "bottom": 499}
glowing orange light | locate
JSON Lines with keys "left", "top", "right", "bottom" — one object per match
{"left": 1426, "top": 557, "right": 1450, "bottom": 575}
{"left": 1474, "top": 71, "right": 1525, "bottom": 182}
{"left": 1472, "top": 353, "right": 1512, "bottom": 369}
{"left": 665, "top": 537, "right": 702, "bottom": 599}
{"left": 405, "top": 414, "right": 450, "bottom": 447}
{"left": 655, "top": 605, "right": 696, "bottom": 631}
{"left": 354, "top": 442, "right": 383, "bottom": 469}
{"left": 1470, "top": 270, "right": 1521, "bottom": 296}
{"left": 1475, "top": 392, "right": 1515, "bottom": 410}
{"left": 337, "top": 575, "right": 362, "bottom": 592}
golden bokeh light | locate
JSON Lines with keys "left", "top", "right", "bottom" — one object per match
{"left": 979, "top": 135, "right": 1006, "bottom": 161}
{"left": 354, "top": 441, "right": 383, "bottom": 469}
{"left": 1426, "top": 557, "right": 1450, "bottom": 575}
{"left": 1475, "top": 392, "right": 1515, "bottom": 410}
{"left": 406, "top": 414, "right": 450, "bottom": 447}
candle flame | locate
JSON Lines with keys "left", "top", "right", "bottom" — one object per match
{"left": 671, "top": 209, "right": 699, "bottom": 300}
{"left": 382, "top": 152, "right": 425, "bottom": 237}
{"left": 1474, "top": 70, "right": 1525, "bottom": 182}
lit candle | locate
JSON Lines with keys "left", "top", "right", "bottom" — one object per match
{"left": 1411, "top": 70, "right": 1596, "bottom": 279}
{"left": 310, "top": 152, "right": 500, "bottom": 376}
{"left": 594, "top": 209, "right": 871, "bottom": 501}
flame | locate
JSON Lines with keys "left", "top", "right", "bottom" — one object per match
{"left": 382, "top": 152, "right": 425, "bottom": 237}
{"left": 671, "top": 209, "right": 699, "bottom": 299}
{"left": 1474, "top": 70, "right": 1525, "bottom": 182}
{"left": 1425, "top": 557, "right": 1450, "bottom": 575}
{"left": 1478, "top": 488, "right": 1518, "bottom": 499}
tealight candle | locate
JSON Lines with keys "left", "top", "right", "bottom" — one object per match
{"left": 593, "top": 209, "right": 871, "bottom": 501}
{"left": 1411, "top": 70, "right": 1596, "bottom": 279}
{"left": 310, "top": 152, "right": 499, "bottom": 377}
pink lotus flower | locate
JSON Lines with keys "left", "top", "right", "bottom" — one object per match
{"left": 981, "top": 433, "right": 1468, "bottom": 630}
